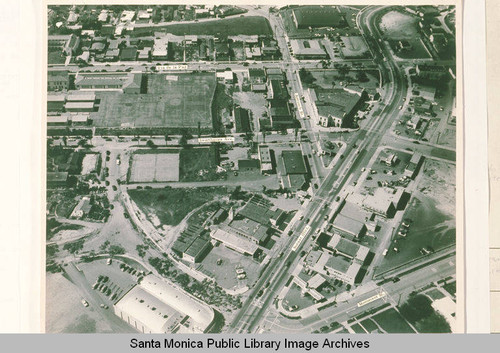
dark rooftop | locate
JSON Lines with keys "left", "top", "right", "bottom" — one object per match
{"left": 282, "top": 150, "right": 307, "bottom": 175}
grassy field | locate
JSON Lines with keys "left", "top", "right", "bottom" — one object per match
{"left": 179, "top": 146, "right": 220, "bottom": 181}
{"left": 128, "top": 186, "right": 227, "bottom": 226}
{"left": 133, "top": 16, "right": 273, "bottom": 37}
{"left": 443, "top": 281, "right": 456, "bottom": 297}
{"left": 48, "top": 50, "right": 66, "bottom": 65}
{"left": 93, "top": 72, "right": 216, "bottom": 129}
{"left": 372, "top": 308, "right": 416, "bottom": 333}
{"left": 360, "top": 318, "right": 380, "bottom": 333}
{"left": 350, "top": 323, "right": 366, "bottom": 333}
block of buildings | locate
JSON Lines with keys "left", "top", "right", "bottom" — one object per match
{"left": 268, "top": 99, "right": 295, "bottom": 130}
{"left": 236, "top": 195, "right": 286, "bottom": 228}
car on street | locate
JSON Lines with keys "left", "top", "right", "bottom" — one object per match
{"left": 81, "top": 299, "right": 89, "bottom": 307}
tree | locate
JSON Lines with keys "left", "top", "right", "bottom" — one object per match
{"left": 398, "top": 295, "right": 434, "bottom": 324}
{"left": 146, "top": 139, "right": 157, "bottom": 149}
{"left": 179, "top": 129, "right": 191, "bottom": 147}
{"left": 109, "top": 245, "right": 126, "bottom": 256}
{"left": 415, "top": 312, "right": 451, "bottom": 333}
{"left": 356, "top": 71, "right": 369, "bottom": 82}
{"left": 338, "top": 66, "right": 350, "bottom": 77}
{"left": 243, "top": 131, "right": 254, "bottom": 144}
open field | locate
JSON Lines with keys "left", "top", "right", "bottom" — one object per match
{"left": 340, "top": 36, "right": 370, "bottom": 57}
{"left": 179, "top": 146, "right": 220, "bottom": 181}
{"left": 133, "top": 16, "right": 273, "bottom": 37}
{"left": 372, "top": 308, "right": 416, "bottom": 333}
{"left": 379, "top": 11, "right": 419, "bottom": 39}
{"left": 93, "top": 72, "right": 216, "bottom": 129}
{"left": 128, "top": 186, "right": 228, "bottom": 226}
{"left": 282, "top": 282, "right": 316, "bottom": 311}
{"left": 377, "top": 196, "right": 455, "bottom": 274}
{"left": 129, "top": 151, "right": 180, "bottom": 182}
{"left": 360, "top": 318, "right": 382, "bottom": 333}
{"left": 379, "top": 10, "right": 431, "bottom": 59}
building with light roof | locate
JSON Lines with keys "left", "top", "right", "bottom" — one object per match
{"left": 114, "top": 274, "right": 215, "bottom": 333}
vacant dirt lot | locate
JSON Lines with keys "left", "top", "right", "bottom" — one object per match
{"left": 129, "top": 152, "right": 180, "bottom": 182}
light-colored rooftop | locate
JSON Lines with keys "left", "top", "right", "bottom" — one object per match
{"left": 211, "top": 227, "right": 259, "bottom": 255}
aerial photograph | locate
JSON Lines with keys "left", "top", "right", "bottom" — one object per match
{"left": 45, "top": 3, "right": 457, "bottom": 334}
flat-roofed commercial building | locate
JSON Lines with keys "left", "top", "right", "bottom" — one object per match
{"left": 229, "top": 218, "right": 270, "bottom": 245}
{"left": 327, "top": 234, "right": 370, "bottom": 264}
{"left": 361, "top": 187, "right": 407, "bottom": 218}
{"left": 331, "top": 214, "right": 367, "bottom": 238}
{"left": 114, "top": 274, "right": 216, "bottom": 333}
{"left": 66, "top": 92, "right": 96, "bottom": 102}
{"left": 280, "top": 150, "right": 308, "bottom": 191}
{"left": 290, "top": 39, "right": 328, "bottom": 59}
{"left": 324, "top": 255, "right": 361, "bottom": 285}
{"left": 258, "top": 145, "right": 273, "bottom": 172}
{"left": 210, "top": 227, "right": 259, "bottom": 256}
{"left": 306, "top": 250, "right": 361, "bottom": 285}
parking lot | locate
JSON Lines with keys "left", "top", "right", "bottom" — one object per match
{"left": 359, "top": 148, "right": 413, "bottom": 192}
{"left": 197, "top": 244, "right": 262, "bottom": 290}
